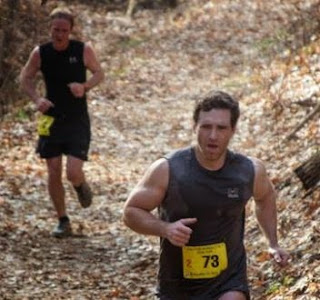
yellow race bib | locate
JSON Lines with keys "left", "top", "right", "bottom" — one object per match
{"left": 182, "top": 242, "right": 228, "bottom": 279}
{"left": 37, "top": 115, "right": 54, "bottom": 136}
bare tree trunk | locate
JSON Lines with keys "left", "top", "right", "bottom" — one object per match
{"left": 0, "top": 30, "right": 4, "bottom": 84}
{"left": 0, "top": 0, "right": 20, "bottom": 118}
{"left": 0, "top": 29, "right": 4, "bottom": 118}
{"left": 126, "top": 0, "right": 137, "bottom": 17}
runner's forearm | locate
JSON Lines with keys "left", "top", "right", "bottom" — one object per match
{"left": 83, "top": 69, "right": 104, "bottom": 91}
{"left": 123, "top": 206, "right": 168, "bottom": 238}
{"left": 20, "top": 76, "right": 40, "bottom": 103}
{"left": 255, "top": 195, "right": 279, "bottom": 248}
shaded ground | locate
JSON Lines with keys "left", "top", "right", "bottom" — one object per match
{"left": 0, "top": 0, "right": 319, "bottom": 299}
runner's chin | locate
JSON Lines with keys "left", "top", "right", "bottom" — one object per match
{"left": 205, "top": 146, "right": 220, "bottom": 159}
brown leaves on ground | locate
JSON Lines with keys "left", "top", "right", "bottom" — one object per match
{"left": 0, "top": 0, "right": 320, "bottom": 299}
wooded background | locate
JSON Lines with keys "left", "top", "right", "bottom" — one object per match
{"left": 0, "top": 0, "right": 319, "bottom": 299}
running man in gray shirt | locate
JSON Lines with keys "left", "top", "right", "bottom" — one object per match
{"left": 123, "top": 90, "right": 289, "bottom": 299}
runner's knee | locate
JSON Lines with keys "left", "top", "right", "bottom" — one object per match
{"left": 218, "top": 291, "right": 247, "bottom": 300}
{"left": 46, "top": 158, "right": 62, "bottom": 180}
{"left": 66, "top": 166, "right": 84, "bottom": 184}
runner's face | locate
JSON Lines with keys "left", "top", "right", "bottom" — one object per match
{"left": 50, "top": 18, "right": 72, "bottom": 50}
{"left": 194, "top": 109, "right": 235, "bottom": 163}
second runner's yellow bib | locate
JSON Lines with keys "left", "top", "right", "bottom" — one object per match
{"left": 37, "top": 115, "right": 54, "bottom": 136}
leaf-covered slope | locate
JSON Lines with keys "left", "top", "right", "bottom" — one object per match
{"left": 0, "top": 0, "right": 319, "bottom": 299}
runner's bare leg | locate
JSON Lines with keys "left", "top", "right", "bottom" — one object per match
{"left": 66, "top": 155, "right": 85, "bottom": 187}
{"left": 46, "top": 156, "right": 66, "bottom": 218}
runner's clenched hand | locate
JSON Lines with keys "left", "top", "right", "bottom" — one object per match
{"left": 35, "top": 97, "right": 54, "bottom": 113}
{"left": 164, "top": 218, "right": 197, "bottom": 247}
{"left": 68, "top": 82, "right": 86, "bottom": 98}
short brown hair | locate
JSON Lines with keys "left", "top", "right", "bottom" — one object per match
{"left": 193, "top": 90, "right": 240, "bottom": 128}
{"left": 50, "top": 7, "right": 74, "bottom": 28}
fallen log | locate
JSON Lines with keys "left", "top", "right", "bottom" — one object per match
{"left": 294, "top": 152, "right": 320, "bottom": 190}
{"left": 126, "top": 0, "right": 178, "bottom": 17}
{"left": 286, "top": 102, "right": 320, "bottom": 140}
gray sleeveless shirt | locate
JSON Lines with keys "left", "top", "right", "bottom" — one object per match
{"left": 158, "top": 147, "right": 254, "bottom": 299}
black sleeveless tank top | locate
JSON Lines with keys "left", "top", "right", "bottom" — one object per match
{"left": 158, "top": 147, "right": 254, "bottom": 299}
{"left": 40, "top": 40, "right": 87, "bottom": 118}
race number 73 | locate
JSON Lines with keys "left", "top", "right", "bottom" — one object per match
{"left": 202, "top": 254, "right": 219, "bottom": 268}
{"left": 182, "top": 243, "right": 228, "bottom": 279}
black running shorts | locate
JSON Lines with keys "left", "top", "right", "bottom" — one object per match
{"left": 36, "top": 136, "right": 90, "bottom": 161}
{"left": 36, "top": 116, "right": 90, "bottom": 161}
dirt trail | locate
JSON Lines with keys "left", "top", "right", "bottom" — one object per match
{"left": 0, "top": 0, "right": 319, "bottom": 299}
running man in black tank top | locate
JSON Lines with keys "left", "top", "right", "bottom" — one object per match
{"left": 20, "top": 8, "right": 104, "bottom": 237}
{"left": 123, "top": 91, "right": 290, "bottom": 299}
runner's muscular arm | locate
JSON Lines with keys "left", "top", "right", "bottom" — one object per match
{"left": 123, "top": 159, "right": 169, "bottom": 237}
{"left": 252, "top": 157, "right": 289, "bottom": 266}
{"left": 68, "top": 42, "right": 104, "bottom": 98}
{"left": 19, "top": 47, "right": 53, "bottom": 113}
{"left": 83, "top": 42, "right": 104, "bottom": 90}
{"left": 123, "top": 158, "right": 197, "bottom": 247}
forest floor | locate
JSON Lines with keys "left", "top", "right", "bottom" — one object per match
{"left": 0, "top": 0, "right": 319, "bottom": 299}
